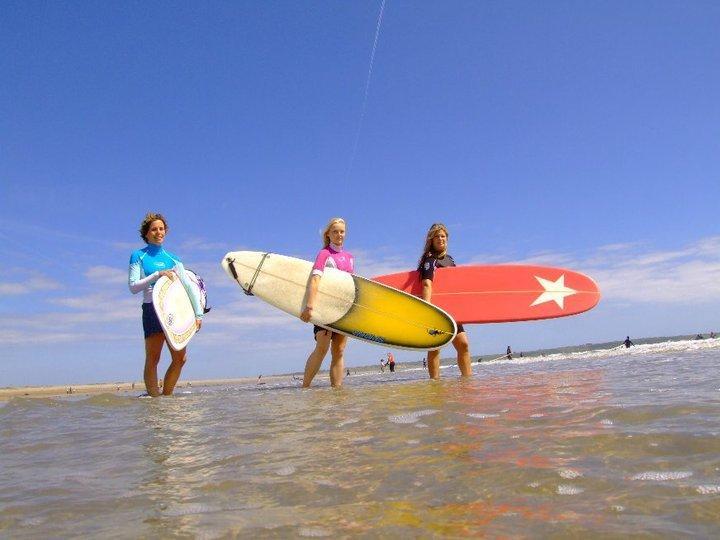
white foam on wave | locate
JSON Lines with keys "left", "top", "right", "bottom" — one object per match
{"left": 696, "top": 485, "right": 720, "bottom": 494}
{"left": 467, "top": 413, "right": 500, "bottom": 419}
{"left": 558, "top": 469, "right": 583, "bottom": 479}
{"left": 276, "top": 465, "right": 296, "bottom": 476}
{"left": 388, "top": 409, "right": 438, "bottom": 424}
{"left": 557, "top": 484, "right": 584, "bottom": 495}
{"left": 631, "top": 471, "right": 693, "bottom": 481}
{"left": 484, "top": 337, "right": 720, "bottom": 367}
{"left": 299, "top": 527, "right": 332, "bottom": 537}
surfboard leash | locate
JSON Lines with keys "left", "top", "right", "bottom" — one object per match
{"left": 226, "top": 253, "right": 271, "bottom": 296}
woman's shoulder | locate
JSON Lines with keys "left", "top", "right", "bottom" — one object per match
{"left": 164, "top": 249, "right": 181, "bottom": 261}
{"left": 129, "top": 246, "right": 148, "bottom": 262}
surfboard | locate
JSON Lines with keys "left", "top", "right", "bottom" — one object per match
{"left": 152, "top": 269, "right": 207, "bottom": 351}
{"left": 372, "top": 265, "right": 600, "bottom": 324}
{"left": 221, "top": 251, "right": 457, "bottom": 350}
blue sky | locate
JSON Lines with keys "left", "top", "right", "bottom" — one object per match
{"left": 2, "top": 1, "right": 719, "bottom": 387}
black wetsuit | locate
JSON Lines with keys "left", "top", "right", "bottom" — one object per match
{"left": 419, "top": 253, "right": 464, "bottom": 333}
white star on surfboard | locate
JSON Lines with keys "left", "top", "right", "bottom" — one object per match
{"left": 530, "top": 275, "right": 577, "bottom": 309}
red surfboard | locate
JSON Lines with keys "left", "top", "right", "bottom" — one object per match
{"left": 372, "top": 265, "right": 600, "bottom": 324}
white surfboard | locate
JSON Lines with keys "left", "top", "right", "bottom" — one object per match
{"left": 221, "top": 251, "right": 457, "bottom": 350}
{"left": 152, "top": 270, "right": 207, "bottom": 351}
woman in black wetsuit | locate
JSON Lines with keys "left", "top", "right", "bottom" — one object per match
{"left": 418, "top": 223, "right": 472, "bottom": 379}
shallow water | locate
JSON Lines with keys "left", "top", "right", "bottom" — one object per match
{"left": 2, "top": 340, "right": 720, "bottom": 537}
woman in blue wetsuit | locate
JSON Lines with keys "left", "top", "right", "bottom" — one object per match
{"left": 419, "top": 223, "right": 472, "bottom": 379}
{"left": 128, "top": 212, "right": 203, "bottom": 396}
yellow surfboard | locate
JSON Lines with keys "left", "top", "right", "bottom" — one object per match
{"left": 221, "top": 251, "right": 456, "bottom": 350}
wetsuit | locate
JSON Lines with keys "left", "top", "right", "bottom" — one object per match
{"left": 311, "top": 243, "right": 354, "bottom": 338}
{"left": 419, "top": 253, "right": 464, "bottom": 333}
{"left": 128, "top": 244, "right": 203, "bottom": 337}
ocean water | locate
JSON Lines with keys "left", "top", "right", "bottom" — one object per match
{"left": 2, "top": 339, "right": 720, "bottom": 538}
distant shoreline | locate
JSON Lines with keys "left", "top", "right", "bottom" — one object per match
{"left": 3, "top": 333, "right": 716, "bottom": 399}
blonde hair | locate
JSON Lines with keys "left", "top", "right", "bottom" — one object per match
{"left": 321, "top": 217, "right": 346, "bottom": 248}
{"left": 419, "top": 222, "right": 449, "bottom": 264}
{"left": 139, "top": 212, "right": 168, "bottom": 242}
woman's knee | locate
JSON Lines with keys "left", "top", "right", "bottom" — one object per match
{"left": 331, "top": 339, "right": 346, "bottom": 358}
{"left": 454, "top": 335, "right": 470, "bottom": 354}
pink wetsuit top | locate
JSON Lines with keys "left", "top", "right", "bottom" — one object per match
{"left": 311, "top": 244, "right": 354, "bottom": 276}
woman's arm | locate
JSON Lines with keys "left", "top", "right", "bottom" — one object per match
{"left": 300, "top": 274, "right": 321, "bottom": 322}
{"left": 421, "top": 278, "right": 433, "bottom": 303}
{"left": 174, "top": 263, "right": 203, "bottom": 323}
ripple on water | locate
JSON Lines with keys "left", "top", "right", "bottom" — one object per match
{"left": 387, "top": 409, "right": 438, "bottom": 424}
{"left": 631, "top": 471, "right": 693, "bottom": 481}
{"left": 557, "top": 484, "right": 584, "bottom": 495}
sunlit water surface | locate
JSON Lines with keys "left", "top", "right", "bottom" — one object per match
{"left": 2, "top": 340, "right": 720, "bottom": 537}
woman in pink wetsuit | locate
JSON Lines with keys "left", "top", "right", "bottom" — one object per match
{"left": 299, "top": 217, "right": 354, "bottom": 388}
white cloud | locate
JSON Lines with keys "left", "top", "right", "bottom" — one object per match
{"left": 496, "top": 236, "right": 720, "bottom": 304}
{"left": 0, "top": 273, "right": 61, "bottom": 295}
{"left": 179, "top": 237, "right": 235, "bottom": 253}
{"left": 85, "top": 265, "right": 128, "bottom": 285}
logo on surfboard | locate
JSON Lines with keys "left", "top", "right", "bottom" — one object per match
{"left": 530, "top": 275, "right": 577, "bottom": 309}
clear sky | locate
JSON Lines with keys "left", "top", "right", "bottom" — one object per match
{"left": 2, "top": 1, "right": 719, "bottom": 387}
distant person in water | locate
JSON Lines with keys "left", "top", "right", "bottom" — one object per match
{"left": 387, "top": 352, "right": 395, "bottom": 372}
{"left": 711, "top": 332, "right": 717, "bottom": 339}
{"left": 419, "top": 223, "right": 472, "bottom": 379}
{"left": 128, "top": 212, "right": 204, "bottom": 397}
{"left": 506, "top": 346, "right": 513, "bottom": 360}
{"left": 624, "top": 336, "right": 634, "bottom": 348}
{"left": 300, "top": 218, "right": 354, "bottom": 388}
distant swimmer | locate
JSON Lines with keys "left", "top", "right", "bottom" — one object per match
{"left": 711, "top": 332, "right": 717, "bottom": 339}
{"left": 419, "top": 223, "right": 472, "bottom": 379}
{"left": 128, "top": 213, "right": 204, "bottom": 397}
{"left": 695, "top": 334, "right": 705, "bottom": 340}
{"left": 300, "top": 218, "right": 354, "bottom": 388}
{"left": 506, "top": 346, "right": 513, "bottom": 360}
{"left": 624, "top": 336, "right": 634, "bottom": 348}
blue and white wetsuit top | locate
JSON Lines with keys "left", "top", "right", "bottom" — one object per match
{"left": 128, "top": 244, "right": 203, "bottom": 319}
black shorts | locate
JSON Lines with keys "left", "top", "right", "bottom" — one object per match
{"left": 313, "top": 325, "right": 334, "bottom": 340}
{"left": 142, "top": 302, "right": 164, "bottom": 338}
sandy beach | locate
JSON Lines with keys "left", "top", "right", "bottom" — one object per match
{"left": 0, "top": 374, "right": 298, "bottom": 399}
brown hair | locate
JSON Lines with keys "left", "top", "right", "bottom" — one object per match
{"left": 139, "top": 212, "right": 168, "bottom": 242}
{"left": 419, "top": 222, "right": 449, "bottom": 264}
{"left": 321, "top": 217, "right": 346, "bottom": 248}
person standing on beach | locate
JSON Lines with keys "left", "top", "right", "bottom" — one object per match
{"left": 624, "top": 336, "right": 634, "bottom": 348}
{"left": 419, "top": 223, "right": 472, "bottom": 379}
{"left": 128, "top": 212, "right": 203, "bottom": 396}
{"left": 300, "top": 218, "right": 354, "bottom": 388}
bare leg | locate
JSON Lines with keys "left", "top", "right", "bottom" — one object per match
{"left": 329, "top": 334, "right": 347, "bottom": 387}
{"left": 427, "top": 348, "right": 441, "bottom": 379}
{"left": 162, "top": 344, "right": 187, "bottom": 395}
{"left": 454, "top": 332, "right": 472, "bottom": 377}
{"left": 143, "top": 333, "right": 165, "bottom": 397}
{"left": 303, "top": 330, "right": 331, "bottom": 388}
